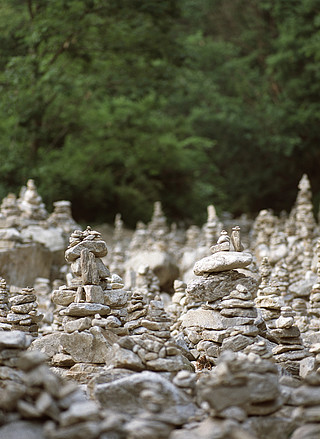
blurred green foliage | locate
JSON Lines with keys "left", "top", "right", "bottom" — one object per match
{"left": 0, "top": 0, "right": 319, "bottom": 226}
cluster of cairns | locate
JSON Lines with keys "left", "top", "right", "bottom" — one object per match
{"left": 1, "top": 174, "right": 320, "bottom": 438}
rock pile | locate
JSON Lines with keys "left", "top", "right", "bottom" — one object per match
{"left": 18, "top": 178, "right": 48, "bottom": 222}
{"left": 7, "top": 287, "right": 43, "bottom": 337}
{"left": 178, "top": 229, "right": 259, "bottom": 362}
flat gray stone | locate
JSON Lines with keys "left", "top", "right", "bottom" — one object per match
{"left": 180, "top": 309, "right": 224, "bottom": 330}
{"left": 65, "top": 240, "right": 108, "bottom": 262}
{"left": 194, "top": 251, "right": 252, "bottom": 275}
{"left": 63, "top": 303, "right": 110, "bottom": 316}
{"left": 0, "top": 330, "right": 32, "bottom": 349}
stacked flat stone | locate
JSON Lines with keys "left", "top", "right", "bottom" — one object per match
{"left": 290, "top": 373, "right": 320, "bottom": 439}
{"left": 7, "top": 287, "right": 43, "bottom": 337}
{"left": 51, "top": 227, "right": 128, "bottom": 334}
{"left": 195, "top": 350, "right": 286, "bottom": 439}
{"left": 202, "top": 204, "right": 222, "bottom": 248}
{"left": 251, "top": 209, "right": 278, "bottom": 262}
{"left": 113, "top": 212, "right": 124, "bottom": 243}
{"left": 0, "top": 334, "right": 104, "bottom": 439}
{"left": 271, "top": 306, "right": 308, "bottom": 376}
{"left": 147, "top": 201, "right": 169, "bottom": 246}
{"left": 129, "top": 221, "right": 148, "bottom": 253}
{"left": 255, "top": 281, "right": 283, "bottom": 331}
{"left": 125, "top": 290, "right": 148, "bottom": 334}
{"left": 0, "top": 277, "right": 11, "bottom": 330}
{"left": 47, "top": 200, "right": 79, "bottom": 235}
{"left": 18, "top": 178, "right": 48, "bottom": 221}
{"left": 218, "top": 283, "right": 258, "bottom": 354}
{"left": 268, "top": 230, "right": 288, "bottom": 265}
{"left": 113, "top": 297, "right": 193, "bottom": 373}
{"left": 133, "top": 264, "right": 161, "bottom": 303}
{"left": 0, "top": 331, "right": 33, "bottom": 422}
{"left": 33, "top": 277, "right": 54, "bottom": 334}
{"left": 294, "top": 174, "right": 317, "bottom": 240}
{"left": 92, "top": 273, "right": 129, "bottom": 336}
{"left": 0, "top": 193, "right": 20, "bottom": 227}
{"left": 168, "top": 279, "right": 187, "bottom": 325}
{"left": 179, "top": 229, "right": 258, "bottom": 362}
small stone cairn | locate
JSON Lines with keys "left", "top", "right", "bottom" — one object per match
{"left": 0, "top": 193, "right": 20, "bottom": 227}
{"left": 113, "top": 295, "right": 193, "bottom": 372}
{"left": 18, "top": 178, "right": 48, "bottom": 222}
{"left": 202, "top": 204, "right": 222, "bottom": 248}
{"left": 47, "top": 200, "right": 80, "bottom": 236}
{"left": 147, "top": 201, "right": 169, "bottom": 249}
{"left": 7, "top": 286, "right": 43, "bottom": 337}
{"left": 178, "top": 228, "right": 258, "bottom": 363}
{"left": 194, "top": 350, "right": 287, "bottom": 439}
{"left": 255, "top": 258, "right": 308, "bottom": 375}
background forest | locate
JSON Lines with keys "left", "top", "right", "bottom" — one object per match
{"left": 0, "top": 0, "right": 319, "bottom": 227}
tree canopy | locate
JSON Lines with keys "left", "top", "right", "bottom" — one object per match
{"left": 0, "top": 0, "right": 319, "bottom": 226}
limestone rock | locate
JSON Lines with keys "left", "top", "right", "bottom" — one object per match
{"left": 194, "top": 251, "right": 252, "bottom": 275}
{"left": 65, "top": 240, "right": 108, "bottom": 262}
{"left": 186, "top": 270, "right": 258, "bottom": 302}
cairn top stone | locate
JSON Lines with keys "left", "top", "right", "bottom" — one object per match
{"left": 193, "top": 251, "right": 252, "bottom": 275}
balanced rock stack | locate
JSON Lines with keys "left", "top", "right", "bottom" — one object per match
{"left": 202, "top": 204, "right": 222, "bottom": 248}
{"left": 133, "top": 264, "right": 161, "bottom": 303}
{"left": 168, "top": 279, "right": 187, "bottom": 324}
{"left": 0, "top": 192, "right": 20, "bottom": 227}
{"left": 0, "top": 333, "right": 104, "bottom": 439}
{"left": 47, "top": 200, "right": 80, "bottom": 235}
{"left": 0, "top": 277, "right": 11, "bottom": 330}
{"left": 7, "top": 287, "right": 43, "bottom": 337}
{"left": 271, "top": 305, "right": 309, "bottom": 376}
{"left": 194, "top": 350, "right": 287, "bottom": 439}
{"left": 43, "top": 227, "right": 128, "bottom": 366}
{"left": 113, "top": 297, "right": 193, "bottom": 372}
{"left": 147, "top": 201, "right": 169, "bottom": 248}
{"left": 0, "top": 331, "right": 33, "bottom": 416}
{"left": 179, "top": 228, "right": 258, "bottom": 362}
{"left": 18, "top": 178, "right": 48, "bottom": 222}
{"left": 290, "top": 373, "right": 320, "bottom": 439}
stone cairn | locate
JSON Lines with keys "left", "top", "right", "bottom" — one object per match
{"left": 7, "top": 286, "right": 43, "bottom": 337}
{"left": 0, "top": 193, "right": 20, "bottom": 227}
{"left": 133, "top": 264, "right": 161, "bottom": 304}
{"left": 113, "top": 294, "right": 193, "bottom": 373}
{"left": 18, "top": 178, "right": 48, "bottom": 222}
{"left": 0, "top": 330, "right": 107, "bottom": 439}
{"left": 0, "top": 277, "right": 11, "bottom": 330}
{"left": 128, "top": 221, "right": 148, "bottom": 253}
{"left": 250, "top": 209, "right": 278, "bottom": 262}
{"left": 33, "top": 277, "right": 54, "bottom": 334}
{"left": 202, "top": 204, "right": 222, "bottom": 248}
{"left": 255, "top": 258, "right": 308, "bottom": 376}
{"left": 194, "top": 350, "right": 288, "bottom": 439}
{"left": 177, "top": 228, "right": 258, "bottom": 364}
{"left": 47, "top": 200, "right": 80, "bottom": 236}
{"left": 147, "top": 201, "right": 169, "bottom": 249}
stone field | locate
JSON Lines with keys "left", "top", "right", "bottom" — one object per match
{"left": 1, "top": 176, "right": 320, "bottom": 438}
